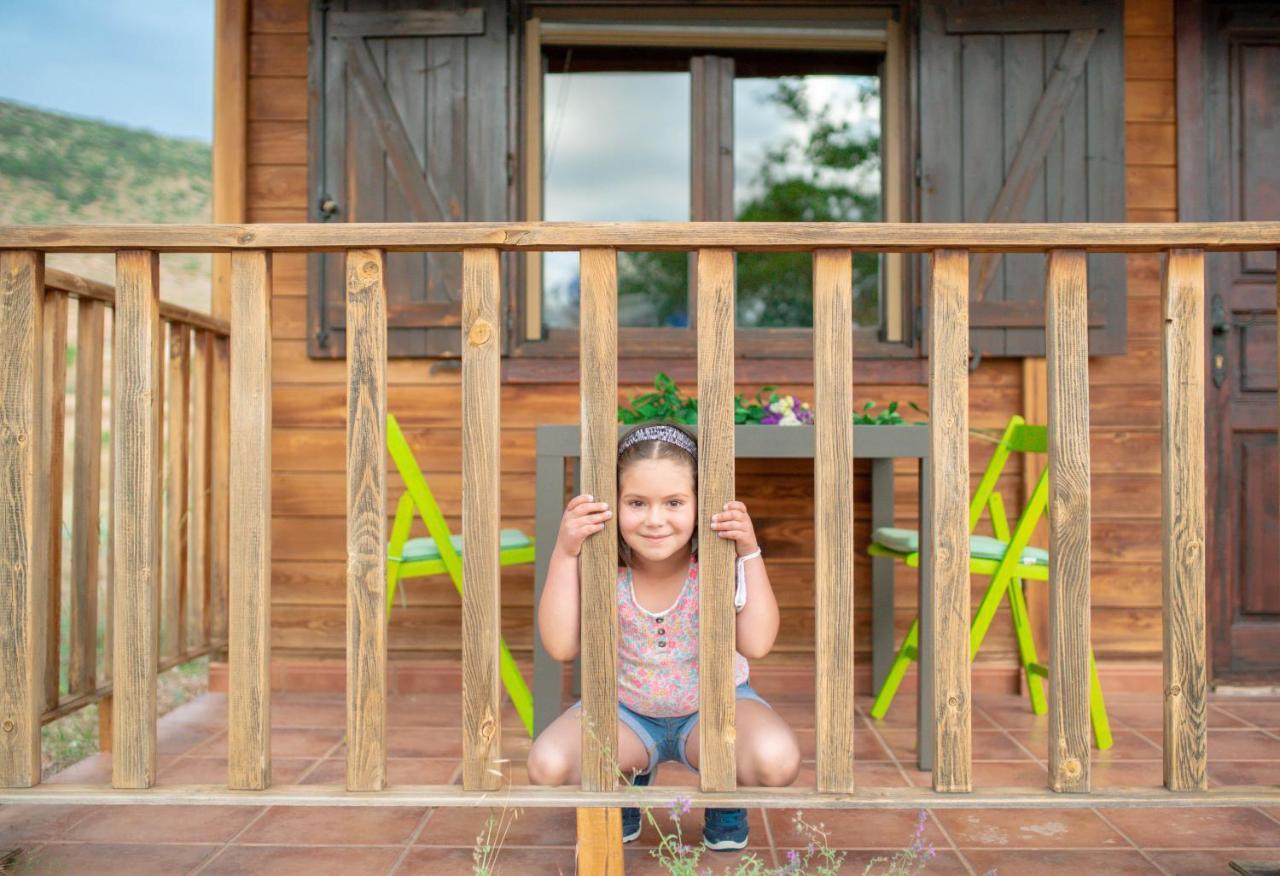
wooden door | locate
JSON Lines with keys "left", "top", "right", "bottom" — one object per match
{"left": 1186, "top": 0, "right": 1280, "bottom": 681}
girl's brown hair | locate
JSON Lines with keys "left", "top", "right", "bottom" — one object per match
{"left": 616, "top": 421, "right": 698, "bottom": 566}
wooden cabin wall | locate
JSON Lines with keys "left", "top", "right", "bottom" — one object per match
{"left": 244, "top": 0, "right": 1174, "bottom": 672}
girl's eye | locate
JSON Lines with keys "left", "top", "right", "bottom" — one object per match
{"left": 628, "top": 500, "right": 644, "bottom": 509}
{"left": 668, "top": 500, "right": 683, "bottom": 508}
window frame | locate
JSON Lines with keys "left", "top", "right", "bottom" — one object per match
{"left": 512, "top": 6, "right": 917, "bottom": 368}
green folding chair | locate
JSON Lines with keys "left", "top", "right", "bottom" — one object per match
{"left": 386, "top": 413, "right": 537, "bottom": 736}
{"left": 867, "top": 415, "right": 1112, "bottom": 750}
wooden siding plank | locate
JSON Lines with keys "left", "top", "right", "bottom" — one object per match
{"left": 928, "top": 250, "right": 971, "bottom": 792}
{"left": 38, "top": 290, "right": 68, "bottom": 712}
{"left": 164, "top": 325, "right": 191, "bottom": 660}
{"left": 813, "top": 249, "right": 855, "bottom": 793}
{"left": 697, "top": 248, "right": 737, "bottom": 793}
{"left": 112, "top": 251, "right": 162, "bottom": 789}
{"left": 0, "top": 250, "right": 45, "bottom": 787}
{"left": 1045, "top": 249, "right": 1092, "bottom": 793}
{"left": 229, "top": 250, "right": 273, "bottom": 790}
{"left": 462, "top": 248, "right": 502, "bottom": 791}
{"left": 1161, "top": 249, "right": 1207, "bottom": 792}
{"left": 578, "top": 248, "right": 618, "bottom": 792}
{"left": 345, "top": 249, "right": 388, "bottom": 792}
{"left": 69, "top": 299, "right": 106, "bottom": 695}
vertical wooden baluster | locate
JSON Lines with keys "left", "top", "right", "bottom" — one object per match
{"left": 39, "top": 289, "right": 68, "bottom": 713}
{"left": 165, "top": 325, "right": 191, "bottom": 659}
{"left": 1162, "top": 248, "right": 1207, "bottom": 792}
{"left": 579, "top": 248, "right": 619, "bottom": 792}
{"left": 1045, "top": 249, "right": 1092, "bottom": 793}
{"left": 189, "top": 331, "right": 212, "bottom": 651}
{"left": 462, "top": 247, "right": 502, "bottom": 791}
{"left": 210, "top": 330, "right": 231, "bottom": 648}
{"left": 153, "top": 322, "right": 166, "bottom": 659}
{"left": 814, "top": 249, "right": 856, "bottom": 793}
{"left": 229, "top": 250, "right": 272, "bottom": 790}
{"left": 346, "top": 249, "right": 388, "bottom": 792}
{"left": 697, "top": 247, "right": 736, "bottom": 793}
{"left": 113, "top": 250, "right": 161, "bottom": 789}
{"left": 0, "top": 250, "right": 45, "bottom": 787}
{"left": 102, "top": 307, "right": 116, "bottom": 751}
{"left": 70, "top": 298, "right": 106, "bottom": 696}
{"left": 929, "top": 249, "right": 971, "bottom": 793}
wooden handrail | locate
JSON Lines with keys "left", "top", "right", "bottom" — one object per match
{"left": 0, "top": 220, "right": 1276, "bottom": 252}
{"left": 44, "top": 267, "right": 230, "bottom": 335}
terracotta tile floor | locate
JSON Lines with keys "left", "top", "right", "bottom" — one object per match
{"left": 2, "top": 669, "right": 1278, "bottom": 874}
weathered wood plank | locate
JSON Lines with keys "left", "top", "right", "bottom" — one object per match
{"left": 928, "top": 249, "right": 971, "bottom": 793}
{"left": 229, "top": 250, "right": 273, "bottom": 790}
{"left": 578, "top": 248, "right": 619, "bottom": 792}
{"left": 345, "top": 249, "right": 388, "bottom": 793}
{"left": 112, "top": 250, "right": 161, "bottom": 789}
{"left": 38, "top": 290, "right": 68, "bottom": 712}
{"left": 164, "top": 325, "right": 191, "bottom": 660}
{"left": 1161, "top": 249, "right": 1207, "bottom": 792}
{"left": 576, "top": 807, "right": 624, "bottom": 873}
{"left": 69, "top": 298, "right": 106, "bottom": 695}
{"left": 189, "top": 331, "right": 212, "bottom": 650}
{"left": 3, "top": 221, "right": 1280, "bottom": 253}
{"left": 813, "top": 249, "right": 856, "bottom": 793}
{"left": 462, "top": 248, "right": 502, "bottom": 791}
{"left": 0, "top": 251, "right": 45, "bottom": 787}
{"left": 1045, "top": 249, "right": 1092, "bottom": 793}
{"left": 697, "top": 248, "right": 737, "bottom": 793}
{"left": 210, "top": 333, "right": 230, "bottom": 646}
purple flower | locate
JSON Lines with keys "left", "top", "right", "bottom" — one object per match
{"left": 761, "top": 411, "right": 783, "bottom": 425}
{"left": 787, "top": 849, "right": 800, "bottom": 865}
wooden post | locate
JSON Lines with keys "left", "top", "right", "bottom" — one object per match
{"left": 113, "top": 250, "right": 162, "bottom": 789}
{"left": 462, "top": 248, "right": 502, "bottom": 791}
{"left": 229, "top": 250, "right": 272, "bottom": 790}
{"left": 189, "top": 331, "right": 212, "bottom": 649}
{"left": 39, "top": 290, "right": 68, "bottom": 714}
{"left": 1161, "top": 249, "right": 1207, "bottom": 792}
{"left": 579, "top": 248, "right": 619, "bottom": 792}
{"left": 345, "top": 249, "right": 388, "bottom": 792}
{"left": 928, "top": 249, "right": 971, "bottom": 793}
{"left": 0, "top": 250, "right": 45, "bottom": 788}
{"left": 164, "top": 324, "right": 191, "bottom": 659}
{"left": 697, "top": 247, "right": 736, "bottom": 793}
{"left": 813, "top": 249, "right": 856, "bottom": 793}
{"left": 70, "top": 298, "right": 106, "bottom": 695}
{"left": 1045, "top": 249, "right": 1092, "bottom": 793}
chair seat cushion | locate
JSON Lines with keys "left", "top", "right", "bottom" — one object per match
{"left": 401, "top": 529, "right": 532, "bottom": 563}
{"left": 872, "top": 526, "right": 1049, "bottom": 566}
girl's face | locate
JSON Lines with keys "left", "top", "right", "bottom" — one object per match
{"left": 618, "top": 456, "right": 697, "bottom": 564}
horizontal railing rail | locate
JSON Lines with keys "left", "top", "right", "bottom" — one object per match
{"left": 0, "top": 223, "right": 1277, "bottom": 811}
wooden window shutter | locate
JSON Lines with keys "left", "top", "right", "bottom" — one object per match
{"left": 918, "top": 0, "right": 1126, "bottom": 356}
{"left": 308, "top": 0, "right": 511, "bottom": 359}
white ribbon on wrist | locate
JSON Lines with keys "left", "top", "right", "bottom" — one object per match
{"left": 734, "top": 548, "right": 762, "bottom": 613}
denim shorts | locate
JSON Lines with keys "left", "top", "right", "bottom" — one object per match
{"left": 578, "top": 681, "right": 770, "bottom": 775}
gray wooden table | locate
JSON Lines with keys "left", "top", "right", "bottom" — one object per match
{"left": 532, "top": 423, "right": 936, "bottom": 770}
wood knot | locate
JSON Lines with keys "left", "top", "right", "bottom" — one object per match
{"left": 1060, "top": 757, "right": 1082, "bottom": 779}
{"left": 947, "top": 695, "right": 960, "bottom": 708}
{"left": 468, "top": 320, "right": 493, "bottom": 347}
{"left": 1167, "top": 684, "right": 1182, "bottom": 697}
{"left": 479, "top": 717, "right": 496, "bottom": 741}
{"left": 359, "top": 259, "right": 380, "bottom": 279}
{"left": 2, "top": 718, "right": 14, "bottom": 733}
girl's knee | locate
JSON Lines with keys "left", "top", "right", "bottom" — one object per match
{"left": 526, "top": 739, "right": 574, "bottom": 786}
{"left": 745, "top": 734, "right": 801, "bottom": 787}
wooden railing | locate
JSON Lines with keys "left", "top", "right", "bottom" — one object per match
{"left": 1, "top": 222, "right": 1278, "bottom": 811}
{"left": 0, "top": 262, "right": 229, "bottom": 771}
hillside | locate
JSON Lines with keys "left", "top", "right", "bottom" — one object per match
{"left": 0, "top": 99, "right": 213, "bottom": 311}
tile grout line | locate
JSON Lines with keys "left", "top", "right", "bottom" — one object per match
{"left": 924, "top": 808, "right": 977, "bottom": 876}
{"left": 186, "top": 805, "right": 272, "bottom": 876}
{"left": 291, "top": 738, "right": 347, "bottom": 784}
{"left": 388, "top": 806, "right": 438, "bottom": 874}
{"left": 1090, "top": 806, "right": 1173, "bottom": 876}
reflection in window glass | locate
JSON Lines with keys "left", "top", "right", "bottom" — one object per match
{"left": 734, "top": 75, "right": 881, "bottom": 328}
{"left": 542, "top": 71, "right": 691, "bottom": 329}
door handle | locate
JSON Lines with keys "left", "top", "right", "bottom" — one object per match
{"left": 1210, "top": 295, "right": 1229, "bottom": 388}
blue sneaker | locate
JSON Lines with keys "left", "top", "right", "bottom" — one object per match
{"left": 703, "top": 807, "right": 749, "bottom": 850}
{"left": 621, "top": 769, "right": 652, "bottom": 843}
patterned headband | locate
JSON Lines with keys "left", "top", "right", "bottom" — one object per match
{"left": 618, "top": 425, "right": 698, "bottom": 461}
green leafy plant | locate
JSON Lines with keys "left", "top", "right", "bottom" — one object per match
{"left": 853, "top": 400, "right": 928, "bottom": 426}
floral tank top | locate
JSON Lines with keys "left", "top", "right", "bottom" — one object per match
{"left": 617, "top": 559, "right": 750, "bottom": 718}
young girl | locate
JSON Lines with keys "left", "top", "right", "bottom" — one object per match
{"left": 527, "top": 422, "right": 801, "bottom": 850}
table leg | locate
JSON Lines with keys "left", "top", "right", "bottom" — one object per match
{"left": 871, "top": 458, "right": 895, "bottom": 696}
{"left": 917, "top": 457, "right": 935, "bottom": 772}
{"left": 534, "top": 452, "right": 566, "bottom": 735}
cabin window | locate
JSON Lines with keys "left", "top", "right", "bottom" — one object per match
{"left": 518, "top": 11, "right": 912, "bottom": 359}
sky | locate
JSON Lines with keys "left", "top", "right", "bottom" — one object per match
{"left": 0, "top": 0, "right": 215, "bottom": 141}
